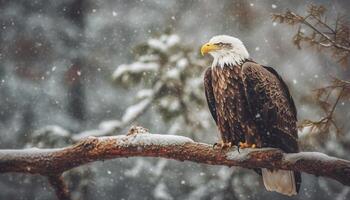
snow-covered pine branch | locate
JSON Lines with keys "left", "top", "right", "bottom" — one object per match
{"left": 28, "top": 33, "right": 209, "bottom": 150}
{"left": 1, "top": 126, "right": 350, "bottom": 200}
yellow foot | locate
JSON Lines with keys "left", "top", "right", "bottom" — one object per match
{"left": 213, "top": 141, "right": 233, "bottom": 150}
{"left": 239, "top": 142, "right": 256, "bottom": 149}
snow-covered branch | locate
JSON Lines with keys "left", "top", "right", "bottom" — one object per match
{"left": 1, "top": 126, "right": 350, "bottom": 199}
{"left": 72, "top": 81, "right": 164, "bottom": 141}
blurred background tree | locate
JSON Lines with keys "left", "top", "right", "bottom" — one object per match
{"left": 0, "top": 0, "right": 349, "bottom": 200}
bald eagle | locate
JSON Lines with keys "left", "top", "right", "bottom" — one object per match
{"left": 201, "top": 35, "right": 301, "bottom": 196}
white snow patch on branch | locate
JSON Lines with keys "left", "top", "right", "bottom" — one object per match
{"left": 165, "top": 68, "right": 180, "bottom": 79}
{"left": 122, "top": 98, "right": 151, "bottom": 122}
{"left": 34, "top": 125, "right": 70, "bottom": 137}
{"left": 72, "top": 120, "right": 122, "bottom": 141}
{"left": 225, "top": 148, "right": 277, "bottom": 161}
{"left": 166, "top": 34, "right": 180, "bottom": 47}
{"left": 148, "top": 34, "right": 180, "bottom": 52}
{"left": 136, "top": 89, "right": 153, "bottom": 99}
{"left": 110, "top": 133, "right": 193, "bottom": 146}
{"left": 99, "top": 120, "right": 122, "bottom": 131}
{"left": 112, "top": 62, "right": 159, "bottom": 79}
{"left": 284, "top": 152, "right": 336, "bottom": 164}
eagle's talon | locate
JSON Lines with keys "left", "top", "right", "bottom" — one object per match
{"left": 213, "top": 141, "right": 233, "bottom": 150}
{"left": 239, "top": 142, "right": 257, "bottom": 149}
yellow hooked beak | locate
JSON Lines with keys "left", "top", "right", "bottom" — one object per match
{"left": 201, "top": 43, "right": 220, "bottom": 56}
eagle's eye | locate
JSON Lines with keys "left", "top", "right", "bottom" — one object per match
{"left": 214, "top": 42, "right": 231, "bottom": 48}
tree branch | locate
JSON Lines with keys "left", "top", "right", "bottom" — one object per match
{"left": 298, "top": 14, "right": 350, "bottom": 52}
{"left": 0, "top": 126, "right": 350, "bottom": 198}
{"left": 72, "top": 81, "right": 164, "bottom": 141}
{"left": 47, "top": 174, "right": 71, "bottom": 200}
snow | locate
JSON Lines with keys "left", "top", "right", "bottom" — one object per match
{"left": 34, "top": 125, "right": 70, "bottom": 137}
{"left": 109, "top": 132, "right": 193, "bottom": 146}
{"left": 136, "top": 89, "right": 153, "bottom": 99}
{"left": 139, "top": 54, "right": 159, "bottom": 62}
{"left": 153, "top": 182, "right": 173, "bottom": 200}
{"left": 159, "top": 98, "right": 180, "bottom": 111}
{"left": 148, "top": 39, "right": 167, "bottom": 51}
{"left": 176, "top": 58, "right": 188, "bottom": 69}
{"left": 165, "top": 68, "right": 180, "bottom": 79}
{"left": 284, "top": 152, "right": 333, "bottom": 163}
{"left": 147, "top": 34, "right": 180, "bottom": 52}
{"left": 122, "top": 98, "right": 151, "bottom": 122}
{"left": 0, "top": 148, "right": 60, "bottom": 157}
{"left": 2, "top": 1, "right": 346, "bottom": 198}
{"left": 226, "top": 147, "right": 277, "bottom": 161}
{"left": 298, "top": 126, "right": 313, "bottom": 138}
{"left": 166, "top": 34, "right": 180, "bottom": 47}
{"left": 124, "top": 159, "right": 145, "bottom": 177}
{"left": 73, "top": 120, "right": 122, "bottom": 140}
{"left": 99, "top": 120, "right": 122, "bottom": 131}
{"left": 112, "top": 62, "right": 159, "bottom": 80}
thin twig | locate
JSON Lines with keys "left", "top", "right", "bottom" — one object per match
{"left": 291, "top": 11, "right": 350, "bottom": 52}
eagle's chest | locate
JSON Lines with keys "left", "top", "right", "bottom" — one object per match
{"left": 211, "top": 65, "right": 246, "bottom": 113}
{"left": 211, "top": 65, "right": 255, "bottom": 143}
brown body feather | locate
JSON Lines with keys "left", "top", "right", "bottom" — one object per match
{"left": 204, "top": 60, "right": 301, "bottom": 192}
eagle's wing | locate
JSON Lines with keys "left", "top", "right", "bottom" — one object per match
{"left": 203, "top": 67, "right": 217, "bottom": 124}
{"left": 241, "top": 62, "right": 298, "bottom": 153}
{"left": 242, "top": 62, "right": 301, "bottom": 194}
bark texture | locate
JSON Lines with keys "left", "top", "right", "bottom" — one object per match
{"left": 0, "top": 126, "right": 349, "bottom": 199}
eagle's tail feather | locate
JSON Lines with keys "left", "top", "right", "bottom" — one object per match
{"left": 261, "top": 169, "right": 297, "bottom": 196}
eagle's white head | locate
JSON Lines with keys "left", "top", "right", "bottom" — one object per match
{"left": 201, "top": 35, "right": 249, "bottom": 68}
